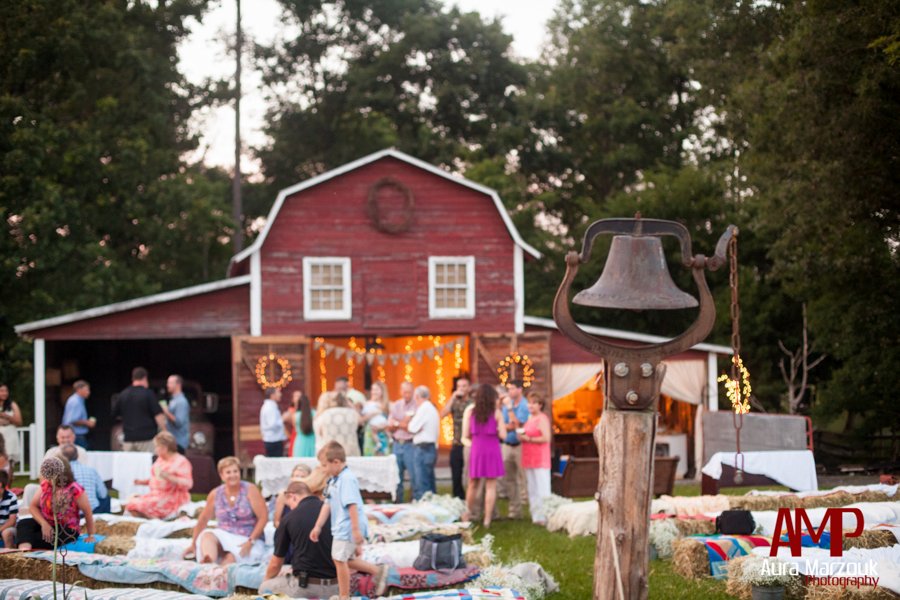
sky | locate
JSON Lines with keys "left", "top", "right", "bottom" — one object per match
{"left": 178, "top": 0, "right": 559, "bottom": 174}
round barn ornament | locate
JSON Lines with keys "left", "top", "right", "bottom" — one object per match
{"left": 255, "top": 353, "right": 293, "bottom": 390}
{"left": 496, "top": 352, "right": 535, "bottom": 388}
{"left": 367, "top": 178, "right": 415, "bottom": 234}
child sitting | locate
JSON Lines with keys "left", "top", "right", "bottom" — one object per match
{"left": 0, "top": 470, "right": 18, "bottom": 547}
{"left": 311, "top": 441, "right": 388, "bottom": 600}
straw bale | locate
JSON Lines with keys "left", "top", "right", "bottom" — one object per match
{"left": 93, "top": 520, "right": 142, "bottom": 537}
{"left": 673, "top": 519, "right": 716, "bottom": 536}
{"left": 94, "top": 535, "right": 136, "bottom": 556}
{"left": 463, "top": 549, "right": 493, "bottom": 568}
{"left": 854, "top": 491, "right": 891, "bottom": 504}
{"left": 729, "top": 495, "right": 802, "bottom": 511}
{"left": 801, "top": 491, "right": 854, "bottom": 509}
{"left": 804, "top": 585, "right": 899, "bottom": 600}
{"left": 724, "top": 555, "right": 753, "bottom": 600}
{"left": 843, "top": 528, "right": 897, "bottom": 550}
{"left": 671, "top": 538, "right": 710, "bottom": 580}
{"left": 0, "top": 552, "right": 184, "bottom": 592}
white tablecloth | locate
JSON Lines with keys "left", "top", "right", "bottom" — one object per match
{"left": 84, "top": 451, "right": 153, "bottom": 500}
{"left": 253, "top": 455, "right": 400, "bottom": 499}
{"left": 701, "top": 450, "right": 818, "bottom": 492}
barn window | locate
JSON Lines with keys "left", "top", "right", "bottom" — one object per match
{"left": 303, "top": 257, "right": 352, "bottom": 320}
{"left": 429, "top": 256, "right": 475, "bottom": 319}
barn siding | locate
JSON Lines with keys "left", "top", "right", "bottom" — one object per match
{"left": 259, "top": 157, "right": 516, "bottom": 336}
{"left": 27, "top": 284, "right": 250, "bottom": 340}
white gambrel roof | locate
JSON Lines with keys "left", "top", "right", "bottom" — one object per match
{"left": 228, "top": 148, "right": 542, "bottom": 270}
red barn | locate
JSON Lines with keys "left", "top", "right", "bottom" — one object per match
{"left": 16, "top": 149, "right": 551, "bottom": 464}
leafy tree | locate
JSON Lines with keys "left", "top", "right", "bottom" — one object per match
{"left": 0, "top": 0, "right": 231, "bottom": 407}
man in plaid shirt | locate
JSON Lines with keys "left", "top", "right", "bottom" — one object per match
{"left": 62, "top": 444, "right": 110, "bottom": 514}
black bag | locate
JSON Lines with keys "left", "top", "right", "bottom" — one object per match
{"left": 412, "top": 533, "right": 466, "bottom": 572}
{"left": 716, "top": 510, "right": 755, "bottom": 535}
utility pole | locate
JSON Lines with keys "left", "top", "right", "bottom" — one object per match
{"left": 232, "top": 0, "right": 243, "bottom": 253}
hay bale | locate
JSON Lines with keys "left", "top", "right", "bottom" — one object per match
{"left": 724, "top": 555, "right": 753, "bottom": 600}
{"left": 463, "top": 549, "right": 492, "bottom": 568}
{"left": 843, "top": 528, "right": 897, "bottom": 550}
{"left": 804, "top": 585, "right": 899, "bottom": 599}
{"left": 854, "top": 491, "right": 891, "bottom": 504}
{"left": 801, "top": 491, "right": 854, "bottom": 509}
{"left": 93, "top": 520, "right": 142, "bottom": 538}
{"left": 673, "top": 519, "right": 716, "bottom": 536}
{"left": 0, "top": 552, "right": 184, "bottom": 592}
{"left": 671, "top": 538, "right": 709, "bottom": 580}
{"left": 94, "top": 536, "right": 135, "bottom": 556}
{"left": 730, "top": 495, "right": 802, "bottom": 511}
{"left": 166, "top": 527, "right": 194, "bottom": 539}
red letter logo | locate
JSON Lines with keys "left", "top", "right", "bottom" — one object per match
{"left": 770, "top": 508, "right": 864, "bottom": 557}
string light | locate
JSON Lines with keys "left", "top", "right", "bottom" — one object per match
{"left": 433, "top": 336, "right": 453, "bottom": 444}
{"left": 404, "top": 339, "right": 413, "bottom": 382}
{"left": 497, "top": 352, "right": 535, "bottom": 388}
{"left": 315, "top": 337, "right": 328, "bottom": 395}
{"left": 255, "top": 353, "right": 293, "bottom": 389}
{"left": 717, "top": 355, "right": 752, "bottom": 414}
{"left": 347, "top": 336, "right": 357, "bottom": 386}
{"left": 454, "top": 342, "right": 463, "bottom": 374}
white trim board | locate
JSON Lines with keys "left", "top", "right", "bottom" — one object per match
{"left": 15, "top": 275, "right": 252, "bottom": 335}
{"left": 522, "top": 314, "right": 733, "bottom": 355}
{"left": 228, "top": 148, "right": 542, "bottom": 270}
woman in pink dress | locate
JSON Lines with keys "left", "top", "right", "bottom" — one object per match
{"left": 520, "top": 392, "right": 552, "bottom": 525}
{"left": 462, "top": 384, "right": 506, "bottom": 528}
{"left": 126, "top": 432, "right": 193, "bottom": 519}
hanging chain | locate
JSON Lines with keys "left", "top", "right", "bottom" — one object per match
{"left": 728, "top": 235, "right": 745, "bottom": 483}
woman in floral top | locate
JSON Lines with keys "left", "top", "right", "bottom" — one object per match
{"left": 18, "top": 456, "right": 95, "bottom": 549}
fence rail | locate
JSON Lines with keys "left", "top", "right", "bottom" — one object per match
{"left": 12, "top": 424, "right": 37, "bottom": 479}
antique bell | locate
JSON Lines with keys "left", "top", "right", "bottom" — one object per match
{"left": 573, "top": 234, "right": 698, "bottom": 310}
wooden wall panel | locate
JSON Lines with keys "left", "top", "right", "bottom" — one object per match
{"left": 232, "top": 336, "right": 310, "bottom": 465}
{"left": 471, "top": 332, "right": 553, "bottom": 407}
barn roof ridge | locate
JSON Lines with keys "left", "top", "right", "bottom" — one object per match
{"left": 523, "top": 315, "right": 732, "bottom": 355}
{"left": 229, "top": 148, "right": 542, "bottom": 271}
{"left": 15, "top": 275, "right": 252, "bottom": 335}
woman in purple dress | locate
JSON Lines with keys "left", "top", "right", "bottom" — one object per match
{"left": 462, "top": 384, "right": 506, "bottom": 528}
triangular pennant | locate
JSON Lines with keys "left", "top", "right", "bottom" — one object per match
{"left": 389, "top": 354, "right": 401, "bottom": 365}
{"left": 313, "top": 340, "right": 322, "bottom": 350}
{"left": 413, "top": 350, "right": 424, "bottom": 363}
{"left": 376, "top": 354, "right": 386, "bottom": 365}
{"left": 426, "top": 348, "right": 435, "bottom": 360}
{"left": 366, "top": 353, "right": 376, "bottom": 365}
{"left": 355, "top": 352, "right": 365, "bottom": 364}
{"left": 334, "top": 347, "right": 345, "bottom": 359}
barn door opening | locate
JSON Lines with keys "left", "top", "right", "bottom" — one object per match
{"left": 471, "top": 332, "right": 552, "bottom": 409}
{"left": 232, "top": 336, "right": 310, "bottom": 465}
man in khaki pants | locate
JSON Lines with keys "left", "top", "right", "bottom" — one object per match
{"left": 500, "top": 379, "right": 529, "bottom": 519}
{"left": 112, "top": 367, "right": 165, "bottom": 452}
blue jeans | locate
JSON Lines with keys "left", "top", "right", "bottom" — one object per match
{"left": 393, "top": 441, "right": 413, "bottom": 502}
{"left": 75, "top": 434, "right": 89, "bottom": 450}
{"left": 412, "top": 443, "right": 436, "bottom": 500}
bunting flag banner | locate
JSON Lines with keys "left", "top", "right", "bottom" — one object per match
{"left": 366, "top": 353, "right": 376, "bottom": 365}
{"left": 317, "top": 337, "right": 468, "bottom": 366}
{"left": 377, "top": 354, "right": 386, "bottom": 365}
{"left": 425, "top": 348, "right": 435, "bottom": 359}
{"left": 313, "top": 339, "right": 322, "bottom": 350}
{"left": 389, "top": 354, "right": 401, "bottom": 365}
{"left": 334, "top": 347, "right": 345, "bottom": 359}
{"left": 354, "top": 352, "right": 366, "bottom": 364}
{"left": 413, "top": 350, "right": 424, "bottom": 363}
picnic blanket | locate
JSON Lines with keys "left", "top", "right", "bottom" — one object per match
{"left": 696, "top": 534, "right": 772, "bottom": 578}
{"left": 0, "top": 579, "right": 210, "bottom": 600}
{"left": 25, "top": 550, "right": 265, "bottom": 597}
{"left": 369, "top": 521, "right": 471, "bottom": 543}
{"left": 361, "top": 540, "right": 482, "bottom": 568}
{"left": 355, "top": 566, "right": 481, "bottom": 596}
{"left": 383, "top": 589, "right": 525, "bottom": 599}
{"left": 759, "top": 543, "right": 900, "bottom": 595}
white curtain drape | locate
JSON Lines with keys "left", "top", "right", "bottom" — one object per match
{"left": 551, "top": 363, "right": 603, "bottom": 400}
{"left": 660, "top": 359, "right": 706, "bottom": 405}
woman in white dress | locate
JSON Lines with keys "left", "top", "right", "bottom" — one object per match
{"left": 0, "top": 385, "right": 23, "bottom": 469}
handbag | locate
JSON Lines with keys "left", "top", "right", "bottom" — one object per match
{"left": 715, "top": 509, "right": 755, "bottom": 535}
{"left": 412, "top": 533, "right": 466, "bottom": 572}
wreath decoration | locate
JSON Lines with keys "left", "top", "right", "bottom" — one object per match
{"left": 496, "top": 352, "right": 535, "bottom": 388}
{"left": 367, "top": 177, "right": 415, "bottom": 234}
{"left": 255, "top": 353, "right": 293, "bottom": 389}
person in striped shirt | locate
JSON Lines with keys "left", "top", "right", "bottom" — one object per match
{"left": 0, "top": 470, "right": 18, "bottom": 547}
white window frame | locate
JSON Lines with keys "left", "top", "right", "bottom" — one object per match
{"left": 302, "top": 257, "right": 352, "bottom": 321}
{"left": 428, "top": 256, "right": 475, "bottom": 319}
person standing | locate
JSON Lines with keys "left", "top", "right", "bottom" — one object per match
{"left": 440, "top": 377, "right": 471, "bottom": 499}
{"left": 500, "top": 379, "right": 529, "bottom": 519}
{"left": 61, "top": 380, "right": 94, "bottom": 449}
{"left": 161, "top": 375, "right": 190, "bottom": 454}
{"left": 0, "top": 384, "right": 23, "bottom": 468}
{"left": 290, "top": 391, "right": 317, "bottom": 458}
{"left": 260, "top": 387, "right": 287, "bottom": 457}
{"left": 463, "top": 384, "right": 506, "bottom": 528}
{"left": 520, "top": 392, "right": 552, "bottom": 525}
{"left": 112, "top": 367, "right": 165, "bottom": 453}
{"left": 403, "top": 385, "right": 440, "bottom": 500}
{"left": 387, "top": 382, "right": 416, "bottom": 502}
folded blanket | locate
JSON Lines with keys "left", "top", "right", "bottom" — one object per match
{"left": 0, "top": 578, "right": 210, "bottom": 600}
{"left": 368, "top": 521, "right": 471, "bottom": 544}
{"left": 698, "top": 534, "right": 771, "bottom": 578}
{"left": 356, "top": 567, "right": 481, "bottom": 596}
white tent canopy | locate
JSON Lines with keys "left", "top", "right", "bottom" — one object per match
{"left": 551, "top": 359, "right": 707, "bottom": 405}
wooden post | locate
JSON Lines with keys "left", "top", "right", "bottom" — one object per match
{"left": 593, "top": 405, "right": 656, "bottom": 600}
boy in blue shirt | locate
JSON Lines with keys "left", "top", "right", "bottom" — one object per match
{"left": 311, "top": 441, "right": 388, "bottom": 599}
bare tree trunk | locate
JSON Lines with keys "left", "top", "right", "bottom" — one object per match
{"left": 779, "top": 304, "right": 825, "bottom": 413}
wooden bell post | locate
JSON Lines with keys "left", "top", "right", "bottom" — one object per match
{"left": 553, "top": 217, "right": 736, "bottom": 600}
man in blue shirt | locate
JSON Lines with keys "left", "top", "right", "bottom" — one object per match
{"left": 161, "top": 374, "right": 190, "bottom": 454}
{"left": 61, "top": 444, "right": 110, "bottom": 513}
{"left": 500, "top": 379, "right": 530, "bottom": 519}
{"left": 61, "top": 380, "right": 94, "bottom": 449}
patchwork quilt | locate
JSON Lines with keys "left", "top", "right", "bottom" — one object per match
{"left": 695, "top": 534, "right": 772, "bottom": 578}
{"left": 0, "top": 578, "right": 209, "bottom": 600}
